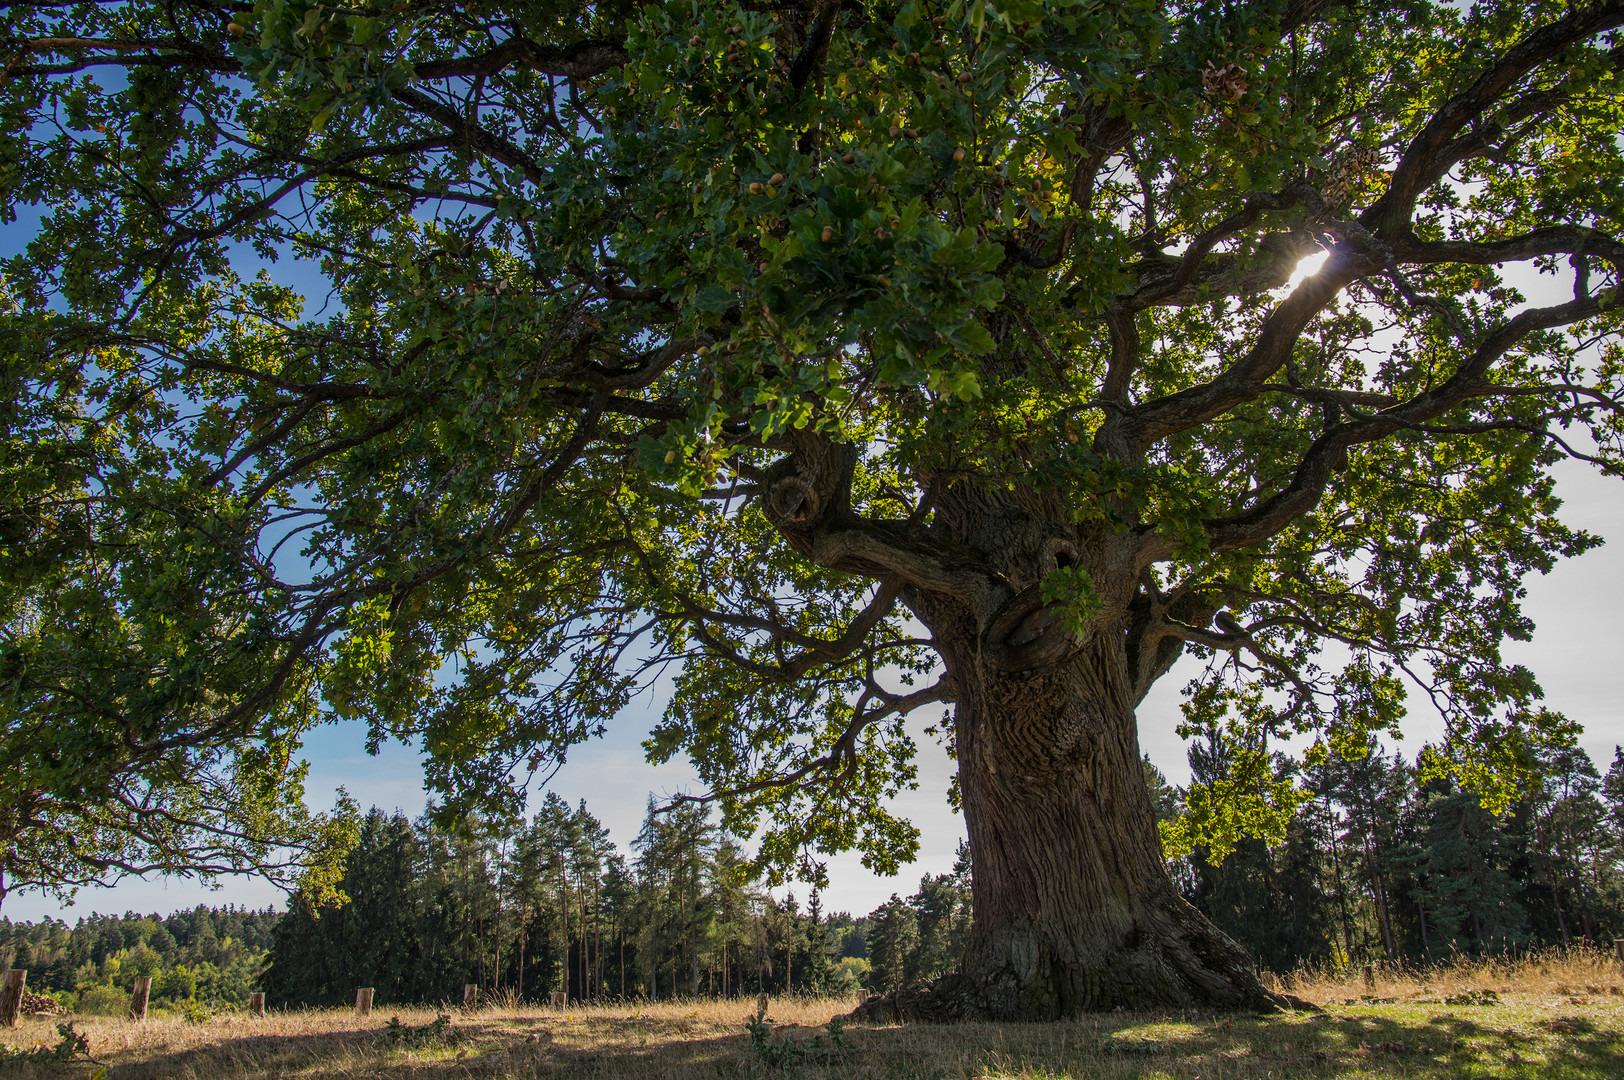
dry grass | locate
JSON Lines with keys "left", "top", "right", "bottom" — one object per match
{"left": 3, "top": 949, "right": 1622, "bottom": 1079}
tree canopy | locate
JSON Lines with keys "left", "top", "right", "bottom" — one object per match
{"left": 3, "top": 0, "right": 1622, "bottom": 938}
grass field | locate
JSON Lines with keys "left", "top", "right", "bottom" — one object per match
{"left": 3, "top": 949, "right": 1622, "bottom": 1078}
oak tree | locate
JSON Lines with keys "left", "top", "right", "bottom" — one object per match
{"left": 4, "top": 0, "right": 1623, "bottom": 1014}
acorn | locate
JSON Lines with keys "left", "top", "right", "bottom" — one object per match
{"left": 953, "top": 147, "right": 966, "bottom": 162}
{"left": 957, "top": 72, "right": 973, "bottom": 84}
{"left": 842, "top": 152, "right": 856, "bottom": 164}
{"left": 727, "top": 341, "right": 740, "bottom": 353}
{"left": 878, "top": 275, "right": 892, "bottom": 288}
{"left": 889, "top": 125, "right": 901, "bottom": 137}
{"left": 690, "top": 35, "right": 702, "bottom": 45}
{"left": 768, "top": 172, "right": 784, "bottom": 186}
{"left": 664, "top": 450, "right": 677, "bottom": 464}
{"left": 904, "top": 128, "right": 918, "bottom": 139}
{"left": 227, "top": 21, "right": 245, "bottom": 35}
{"left": 821, "top": 225, "right": 835, "bottom": 242}
{"left": 749, "top": 181, "right": 763, "bottom": 194}
{"left": 697, "top": 345, "right": 710, "bottom": 356}
{"left": 729, "top": 23, "right": 742, "bottom": 33}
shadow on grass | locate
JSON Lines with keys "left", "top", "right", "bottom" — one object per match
{"left": 45, "top": 1006, "right": 1624, "bottom": 1079}
{"left": 74, "top": 1014, "right": 754, "bottom": 1080}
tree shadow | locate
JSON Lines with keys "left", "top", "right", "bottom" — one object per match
{"left": 53, "top": 1006, "right": 1624, "bottom": 1079}
{"left": 87, "top": 1014, "right": 757, "bottom": 1079}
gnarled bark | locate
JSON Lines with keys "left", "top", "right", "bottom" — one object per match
{"left": 848, "top": 491, "right": 1289, "bottom": 1020}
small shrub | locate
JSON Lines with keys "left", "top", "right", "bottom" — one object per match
{"left": 744, "top": 1009, "right": 847, "bottom": 1068}
{"left": 178, "top": 998, "right": 214, "bottom": 1024}
{"left": 377, "top": 1013, "right": 459, "bottom": 1050}
{"left": 73, "top": 985, "right": 132, "bottom": 1016}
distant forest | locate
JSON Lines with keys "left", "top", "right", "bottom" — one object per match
{"left": 0, "top": 905, "right": 277, "bottom": 1014}
{"left": 3, "top": 738, "right": 1621, "bottom": 1011}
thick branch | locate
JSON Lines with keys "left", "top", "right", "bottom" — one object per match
{"left": 1365, "top": 1, "right": 1624, "bottom": 236}
{"left": 1203, "top": 293, "right": 1605, "bottom": 553}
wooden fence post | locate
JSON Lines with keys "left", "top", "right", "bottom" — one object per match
{"left": 548, "top": 990, "right": 566, "bottom": 1009}
{"left": 248, "top": 992, "right": 265, "bottom": 1017}
{"left": 463, "top": 984, "right": 478, "bottom": 1011}
{"left": 131, "top": 975, "right": 152, "bottom": 1021}
{"left": 755, "top": 991, "right": 769, "bottom": 1018}
{"left": 1361, "top": 964, "right": 1376, "bottom": 993}
{"left": 0, "top": 970, "right": 24, "bottom": 1028}
{"left": 354, "top": 988, "right": 374, "bottom": 1016}
{"left": 1614, "top": 939, "right": 1623, "bottom": 967}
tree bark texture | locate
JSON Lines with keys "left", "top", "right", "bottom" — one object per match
{"left": 941, "top": 637, "right": 1275, "bottom": 1016}
{"left": 843, "top": 485, "right": 1284, "bottom": 1019}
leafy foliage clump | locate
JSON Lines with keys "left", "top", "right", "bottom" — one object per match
{"left": 0, "top": 1022, "right": 107, "bottom": 1075}
{"left": 745, "top": 1010, "right": 847, "bottom": 1068}
{"left": 377, "top": 1013, "right": 459, "bottom": 1050}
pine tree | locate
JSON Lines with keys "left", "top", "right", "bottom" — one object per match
{"left": 802, "top": 889, "right": 836, "bottom": 994}
{"left": 867, "top": 895, "right": 919, "bottom": 995}
{"left": 778, "top": 892, "right": 806, "bottom": 995}
{"left": 1521, "top": 746, "right": 1610, "bottom": 943}
{"left": 1414, "top": 772, "right": 1529, "bottom": 954}
{"left": 909, "top": 852, "right": 972, "bottom": 984}
{"left": 706, "top": 837, "right": 757, "bottom": 998}
{"left": 632, "top": 797, "right": 716, "bottom": 999}
{"left": 1318, "top": 740, "right": 1409, "bottom": 962}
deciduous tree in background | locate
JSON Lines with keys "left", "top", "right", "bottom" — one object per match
{"left": 4, "top": 0, "right": 1624, "bottom": 1016}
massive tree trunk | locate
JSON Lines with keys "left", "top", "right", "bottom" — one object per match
{"left": 837, "top": 482, "right": 1283, "bottom": 1020}
{"left": 927, "top": 635, "right": 1274, "bottom": 1017}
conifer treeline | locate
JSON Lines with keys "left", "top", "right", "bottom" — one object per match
{"left": 261, "top": 793, "right": 879, "bottom": 1007}
{"left": 1161, "top": 738, "right": 1624, "bottom": 971}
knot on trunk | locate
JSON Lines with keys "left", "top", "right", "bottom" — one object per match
{"left": 766, "top": 474, "right": 819, "bottom": 525}
{"left": 757, "top": 435, "right": 856, "bottom": 546}
{"left": 982, "top": 584, "right": 1079, "bottom": 671}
